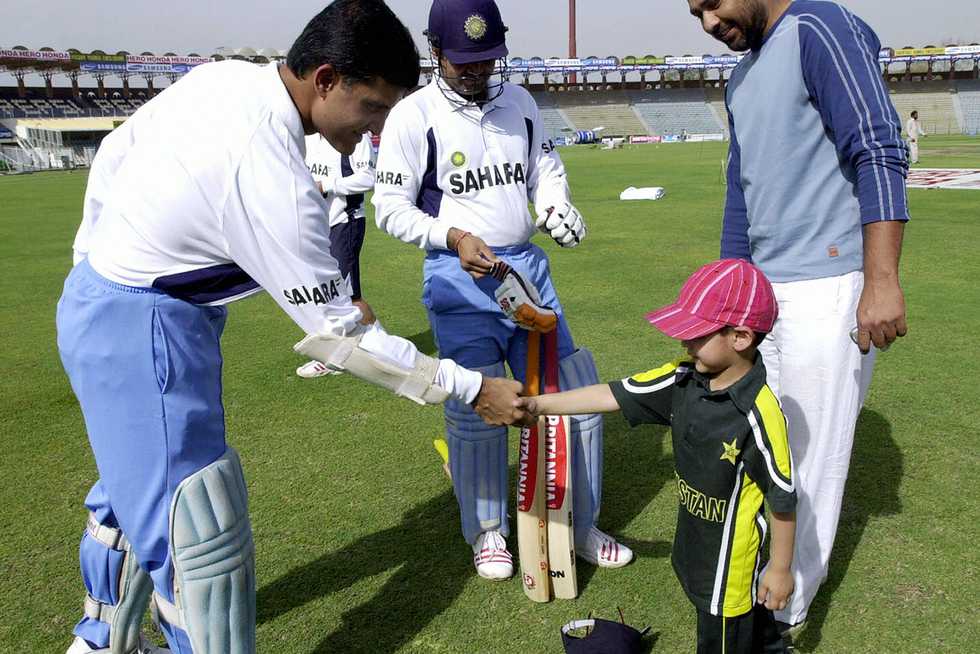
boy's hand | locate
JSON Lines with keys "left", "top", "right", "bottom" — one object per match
{"left": 757, "top": 566, "right": 794, "bottom": 611}
{"left": 513, "top": 396, "right": 541, "bottom": 427}
{"left": 516, "top": 395, "right": 540, "bottom": 414}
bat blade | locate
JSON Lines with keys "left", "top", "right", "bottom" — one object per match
{"left": 517, "top": 418, "right": 550, "bottom": 602}
{"left": 543, "top": 329, "right": 577, "bottom": 599}
{"left": 545, "top": 413, "right": 577, "bottom": 599}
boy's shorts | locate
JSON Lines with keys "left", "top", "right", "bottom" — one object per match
{"left": 329, "top": 217, "right": 366, "bottom": 300}
{"left": 695, "top": 604, "right": 787, "bottom": 654}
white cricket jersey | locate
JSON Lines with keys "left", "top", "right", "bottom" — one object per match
{"left": 73, "top": 60, "right": 483, "bottom": 402}
{"left": 906, "top": 117, "right": 925, "bottom": 140}
{"left": 73, "top": 116, "right": 137, "bottom": 265}
{"left": 372, "top": 77, "right": 570, "bottom": 250}
{"left": 305, "top": 132, "right": 376, "bottom": 227}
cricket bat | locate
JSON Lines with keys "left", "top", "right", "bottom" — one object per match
{"left": 517, "top": 330, "right": 551, "bottom": 603}
{"left": 543, "top": 329, "right": 577, "bottom": 599}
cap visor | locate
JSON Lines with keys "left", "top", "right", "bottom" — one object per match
{"left": 444, "top": 43, "right": 508, "bottom": 65}
{"left": 645, "top": 305, "right": 726, "bottom": 340}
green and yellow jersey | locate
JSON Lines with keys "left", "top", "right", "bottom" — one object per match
{"left": 609, "top": 355, "right": 795, "bottom": 617}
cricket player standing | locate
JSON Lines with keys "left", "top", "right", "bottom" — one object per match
{"left": 373, "top": 0, "right": 632, "bottom": 581}
{"left": 685, "top": 0, "right": 909, "bottom": 639}
{"left": 57, "top": 2, "right": 523, "bottom": 653}
{"left": 297, "top": 131, "right": 379, "bottom": 378}
{"left": 906, "top": 110, "right": 926, "bottom": 164}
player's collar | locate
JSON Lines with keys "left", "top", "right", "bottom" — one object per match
{"left": 267, "top": 62, "right": 305, "bottom": 143}
{"left": 690, "top": 353, "right": 767, "bottom": 414}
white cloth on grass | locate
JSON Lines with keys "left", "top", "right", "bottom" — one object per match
{"left": 619, "top": 186, "right": 665, "bottom": 201}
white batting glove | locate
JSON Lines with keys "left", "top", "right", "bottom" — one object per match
{"left": 535, "top": 201, "right": 587, "bottom": 248}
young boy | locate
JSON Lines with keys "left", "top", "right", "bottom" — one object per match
{"left": 521, "top": 259, "right": 796, "bottom": 654}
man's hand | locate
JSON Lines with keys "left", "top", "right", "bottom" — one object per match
{"left": 757, "top": 565, "right": 794, "bottom": 611}
{"left": 856, "top": 278, "right": 907, "bottom": 353}
{"left": 857, "top": 220, "right": 907, "bottom": 353}
{"left": 448, "top": 227, "right": 498, "bottom": 278}
{"left": 473, "top": 377, "right": 526, "bottom": 426}
{"left": 535, "top": 202, "right": 587, "bottom": 248}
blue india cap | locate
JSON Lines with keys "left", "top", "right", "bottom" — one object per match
{"left": 427, "top": 0, "right": 508, "bottom": 65}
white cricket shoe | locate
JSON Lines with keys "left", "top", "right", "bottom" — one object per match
{"left": 472, "top": 530, "right": 514, "bottom": 580}
{"left": 295, "top": 360, "right": 343, "bottom": 378}
{"left": 577, "top": 526, "right": 634, "bottom": 568}
{"left": 66, "top": 635, "right": 170, "bottom": 654}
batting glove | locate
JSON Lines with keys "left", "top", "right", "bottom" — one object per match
{"left": 535, "top": 201, "right": 587, "bottom": 248}
{"left": 490, "top": 262, "right": 558, "bottom": 333}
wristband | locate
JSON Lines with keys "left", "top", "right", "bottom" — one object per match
{"left": 452, "top": 230, "right": 473, "bottom": 252}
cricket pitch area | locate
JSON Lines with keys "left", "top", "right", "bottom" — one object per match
{"left": 907, "top": 168, "right": 980, "bottom": 189}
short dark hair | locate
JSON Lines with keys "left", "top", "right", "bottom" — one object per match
{"left": 286, "top": 0, "right": 420, "bottom": 89}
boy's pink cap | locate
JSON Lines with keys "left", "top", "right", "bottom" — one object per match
{"left": 645, "top": 259, "right": 778, "bottom": 339}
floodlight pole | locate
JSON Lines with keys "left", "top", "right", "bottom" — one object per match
{"left": 569, "top": 0, "right": 577, "bottom": 85}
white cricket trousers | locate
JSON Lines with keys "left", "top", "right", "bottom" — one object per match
{"left": 908, "top": 139, "right": 919, "bottom": 164}
{"left": 759, "top": 270, "right": 876, "bottom": 625}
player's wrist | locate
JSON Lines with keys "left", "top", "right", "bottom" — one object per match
{"left": 449, "top": 229, "right": 473, "bottom": 253}
{"left": 470, "top": 374, "right": 486, "bottom": 408}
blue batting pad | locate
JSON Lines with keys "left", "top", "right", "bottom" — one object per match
{"left": 446, "top": 362, "right": 510, "bottom": 544}
{"left": 73, "top": 508, "right": 153, "bottom": 652}
{"left": 156, "top": 448, "right": 255, "bottom": 654}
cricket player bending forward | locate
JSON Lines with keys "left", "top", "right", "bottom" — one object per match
{"left": 58, "top": 2, "right": 522, "bottom": 653}
{"left": 373, "top": 0, "right": 632, "bottom": 580}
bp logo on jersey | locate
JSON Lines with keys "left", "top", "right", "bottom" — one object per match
{"left": 464, "top": 14, "right": 488, "bottom": 41}
{"left": 451, "top": 151, "right": 467, "bottom": 167}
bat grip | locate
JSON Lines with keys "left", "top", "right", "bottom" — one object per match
{"left": 526, "top": 330, "right": 542, "bottom": 396}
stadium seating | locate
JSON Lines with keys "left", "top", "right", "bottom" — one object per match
{"left": 556, "top": 90, "right": 648, "bottom": 137}
{"left": 626, "top": 88, "right": 725, "bottom": 136}
{"left": 888, "top": 81, "right": 959, "bottom": 135}
{"left": 50, "top": 99, "right": 82, "bottom": 117}
{"left": 110, "top": 98, "right": 134, "bottom": 114}
{"left": 530, "top": 91, "right": 574, "bottom": 140}
{"left": 539, "top": 107, "right": 573, "bottom": 140}
{"left": 704, "top": 87, "right": 730, "bottom": 138}
{"left": 11, "top": 99, "right": 41, "bottom": 117}
{"left": 91, "top": 99, "right": 115, "bottom": 115}
{"left": 31, "top": 99, "right": 54, "bottom": 116}
{"left": 955, "top": 80, "right": 980, "bottom": 136}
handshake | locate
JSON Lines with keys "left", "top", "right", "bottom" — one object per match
{"left": 471, "top": 377, "right": 542, "bottom": 427}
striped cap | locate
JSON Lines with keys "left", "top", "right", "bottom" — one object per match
{"left": 645, "top": 259, "right": 777, "bottom": 340}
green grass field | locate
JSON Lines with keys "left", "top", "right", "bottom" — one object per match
{"left": 1, "top": 136, "right": 978, "bottom": 653}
